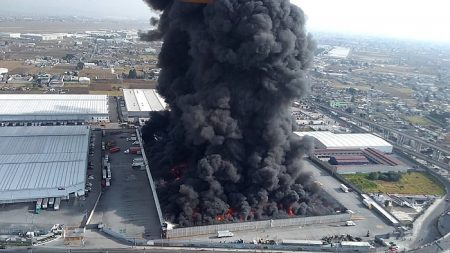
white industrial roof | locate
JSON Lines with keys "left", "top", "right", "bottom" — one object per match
{"left": 295, "top": 131, "right": 393, "bottom": 153}
{"left": 123, "top": 89, "right": 166, "bottom": 112}
{"left": 0, "top": 126, "right": 89, "bottom": 203}
{"left": 0, "top": 94, "right": 108, "bottom": 116}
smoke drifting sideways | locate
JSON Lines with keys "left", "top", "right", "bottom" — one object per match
{"left": 141, "top": 0, "right": 338, "bottom": 227}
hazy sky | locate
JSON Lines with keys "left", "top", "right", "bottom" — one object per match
{"left": 2, "top": 0, "right": 450, "bottom": 42}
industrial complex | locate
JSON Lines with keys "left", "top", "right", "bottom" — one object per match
{"left": 296, "top": 131, "right": 393, "bottom": 153}
{"left": 0, "top": 126, "right": 90, "bottom": 204}
{"left": 0, "top": 1, "right": 449, "bottom": 252}
{"left": 312, "top": 148, "right": 409, "bottom": 174}
{"left": 0, "top": 94, "right": 109, "bottom": 125}
{"left": 122, "top": 89, "right": 166, "bottom": 124}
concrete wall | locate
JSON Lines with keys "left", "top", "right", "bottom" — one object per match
{"left": 0, "top": 223, "right": 52, "bottom": 235}
{"left": 136, "top": 129, "right": 164, "bottom": 227}
{"left": 337, "top": 165, "right": 410, "bottom": 174}
{"left": 165, "top": 213, "right": 351, "bottom": 239}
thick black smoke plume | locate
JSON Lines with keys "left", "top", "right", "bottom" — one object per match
{"left": 141, "top": 0, "right": 336, "bottom": 227}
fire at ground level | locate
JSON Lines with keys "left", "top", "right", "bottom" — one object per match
{"left": 147, "top": 159, "right": 394, "bottom": 240}
{"left": 152, "top": 160, "right": 345, "bottom": 228}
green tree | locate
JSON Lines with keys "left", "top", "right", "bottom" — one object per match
{"left": 63, "top": 54, "right": 75, "bottom": 62}
{"left": 367, "top": 172, "right": 378, "bottom": 180}
{"left": 76, "top": 62, "right": 85, "bottom": 70}
{"left": 128, "top": 69, "right": 137, "bottom": 79}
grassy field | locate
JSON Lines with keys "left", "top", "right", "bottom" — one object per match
{"left": 330, "top": 80, "right": 371, "bottom": 91}
{"left": 343, "top": 172, "right": 445, "bottom": 196}
{"left": 403, "top": 116, "right": 432, "bottom": 126}
{"left": 378, "top": 86, "right": 413, "bottom": 99}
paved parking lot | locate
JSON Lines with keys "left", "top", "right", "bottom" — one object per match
{"left": 90, "top": 129, "right": 161, "bottom": 240}
{"left": 301, "top": 160, "right": 394, "bottom": 235}
{"left": 0, "top": 130, "right": 103, "bottom": 233}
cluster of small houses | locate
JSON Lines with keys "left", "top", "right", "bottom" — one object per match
{"left": 1, "top": 72, "right": 90, "bottom": 87}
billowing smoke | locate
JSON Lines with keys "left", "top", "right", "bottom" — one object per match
{"left": 141, "top": 0, "right": 337, "bottom": 227}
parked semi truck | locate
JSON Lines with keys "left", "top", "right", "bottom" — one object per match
{"left": 35, "top": 199, "right": 43, "bottom": 214}
{"left": 217, "top": 230, "right": 234, "bottom": 238}
{"left": 363, "top": 199, "right": 373, "bottom": 209}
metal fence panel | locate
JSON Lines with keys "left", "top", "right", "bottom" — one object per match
{"left": 166, "top": 213, "right": 351, "bottom": 238}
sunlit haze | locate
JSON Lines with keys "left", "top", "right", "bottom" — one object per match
{"left": 294, "top": 0, "right": 450, "bottom": 43}
{"left": 2, "top": 0, "right": 450, "bottom": 42}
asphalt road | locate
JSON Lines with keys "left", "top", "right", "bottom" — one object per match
{"left": 301, "top": 160, "right": 394, "bottom": 237}
{"left": 391, "top": 152, "right": 450, "bottom": 249}
{"left": 410, "top": 182, "right": 450, "bottom": 248}
{"left": 2, "top": 248, "right": 273, "bottom": 253}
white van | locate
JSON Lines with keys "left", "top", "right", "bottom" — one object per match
{"left": 217, "top": 230, "right": 234, "bottom": 238}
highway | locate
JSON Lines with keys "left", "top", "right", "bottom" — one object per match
{"left": 314, "top": 103, "right": 450, "bottom": 155}
{"left": 393, "top": 146, "right": 450, "bottom": 171}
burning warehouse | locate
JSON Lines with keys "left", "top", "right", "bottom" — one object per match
{"left": 141, "top": 0, "right": 339, "bottom": 227}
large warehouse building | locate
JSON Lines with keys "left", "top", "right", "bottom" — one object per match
{"left": 295, "top": 131, "right": 393, "bottom": 153}
{"left": 0, "top": 94, "right": 109, "bottom": 124}
{"left": 0, "top": 126, "right": 89, "bottom": 204}
{"left": 122, "top": 89, "right": 166, "bottom": 124}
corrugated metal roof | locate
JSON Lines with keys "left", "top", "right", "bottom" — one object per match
{"left": 0, "top": 125, "right": 89, "bottom": 137}
{"left": 295, "top": 131, "right": 393, "bottom": 153}
{"left": 0, "top": 94, "right": 108, "bottom": 116}
{"left": 0, "top": 126, "right": 89, "bottom": 202}
{"left": 123, "top": 89, "right": 166, "bottom": 112}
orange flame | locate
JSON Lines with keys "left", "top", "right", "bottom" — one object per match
{"left": 215, "top": 208, "right": 236, "bottom": 222}
{"left": 287, "top": 207, "right": 294, "bottom": 217}
{"left": 170, "top": 162, "right": 188, "bottom": 181}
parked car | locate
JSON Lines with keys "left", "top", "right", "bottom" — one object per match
{"left": 109, "top": 147, "right": 120, "bottom": 153}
